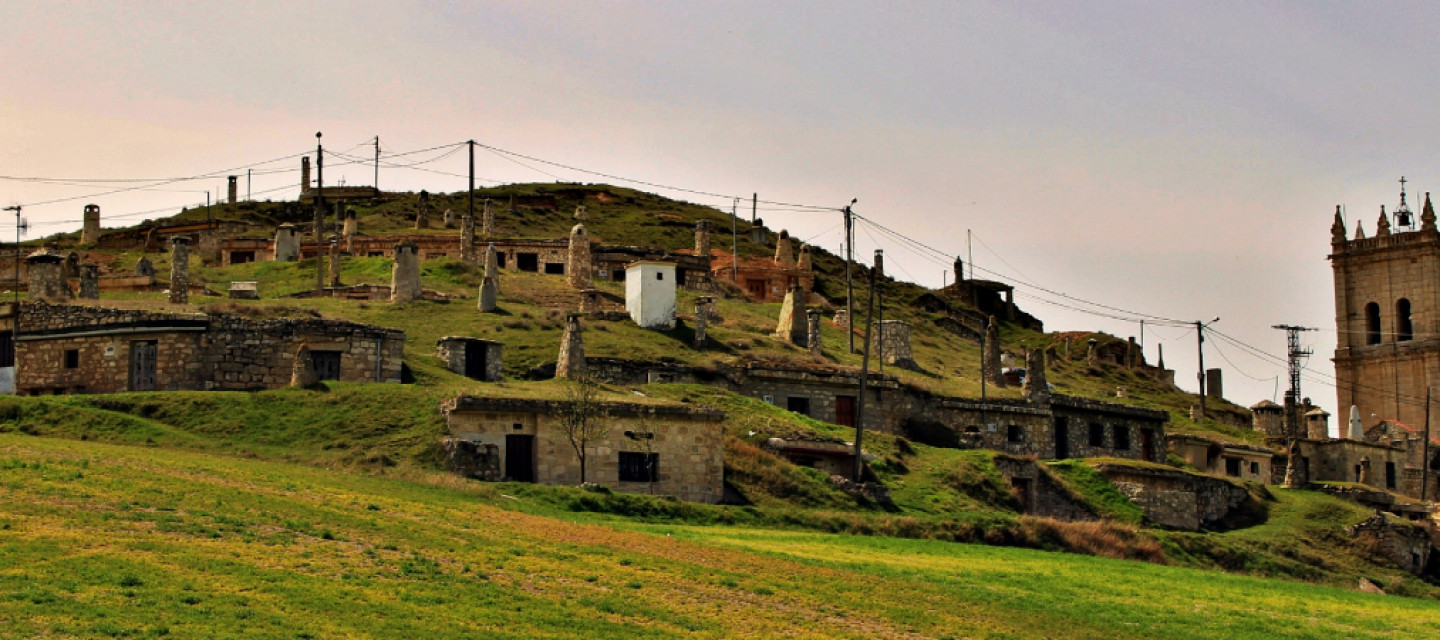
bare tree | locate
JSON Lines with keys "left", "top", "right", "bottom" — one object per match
{"left": 560, "top": 372, "right": 610, "bottom": 485}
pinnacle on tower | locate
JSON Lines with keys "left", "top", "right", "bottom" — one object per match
{"left": 1331, "top": 205, "right": 1347, "bottom": 245}
{"left": 1423, "top": 192, "right": 1437, "bottom": 232}
{"left": 1376, "top": 205, "right": 1391, "bottom": 237}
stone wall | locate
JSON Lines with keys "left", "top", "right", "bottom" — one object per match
{"left": 992, "top": 456, "right": 1098, "bottom": 521}
{"left": 435, "top": 337, "right": 503, "bottom": 382}
{"left": 1348, "top": 511, "right": 1434, "bottom": 576}
{"left": 442, "top": 396, "right": 726, "bottom": 503}
{"left": 14, "top": 302, "right": 404, "bottom": 394}
{"left": 1093, "top": 462, "right": 1253, "bottom": 530}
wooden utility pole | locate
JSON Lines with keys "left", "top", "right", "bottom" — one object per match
{"left": 853, "top": 249, "right": 878, "bottom": 483}
{"left": 1195, "top": 318, "right": 1218, "bottom": 422}
{"left": 468, "top": 140, "right": 475, "bottom": 226}
{"left": 843, "top": 199, "right": 857, "bottom": 354}
{"left": 731, "top": 198, "right": 739, "bottom": 283}
{"left": 374, "top": 136, "right": 381, "bottom": 192}
{"left": 751, "top": 192, "right": 757, "bottom": 225}
{"left": 314, "top": 132, "right": 325, "bottom": 296}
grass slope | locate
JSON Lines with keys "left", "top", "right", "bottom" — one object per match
{"left": 3, "top": 434, "right": 1438, "bottom": 639}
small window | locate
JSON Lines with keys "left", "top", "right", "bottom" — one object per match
{"left": 656, "top": 271, "right": 664, "bottom": 281}
{"left": 1385, "top": 461, "right": 1397, "bottom": 489}
{"left": 618, "top": 452, "right": 659, "bottom": 482}
{"left": 513, "top": 423, "right": 523, "bottom": 431}
{"left": 543, "top": 262, "right": 565, "bottom": 275}
{"left": 1007, "top": 424, "right": 1024, "bottom": 443}
{"left": 1225, "top": 458, "right": 1242, "bottom": 477}
{"left": 1365, "top": 302, "right": 1382, "bottom": 345}
{"left": 1250, "top": 462, "right": 1260, "bottom": 475}
{"left": 1088, "top": 423, "right": 1105, "bottom": 447}
{"left": 496, "top": 253, "right": 507, "bottom": 268}
{"left": 1397, "top": 299, "right": 1413, "bottom": 341}
{"left": 1113, "top": 426, "right": 1130, "bottom": 450}
{"left": 786, "top": 396, "right": 811, "bottom": 416}
{"left": 64, "top": 349, "right": 79, "bottom": 369}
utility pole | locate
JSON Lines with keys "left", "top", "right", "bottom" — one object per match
{"left": 730, "top": 198, "right": 739, "bottom": 284}
{"left": 205, "top": 191, "right": 212, "bottom": 229}
{"left": 843, "top": 199, "right": 857, "bottom": 354}
{"left": 876, "top": 250, "right": 884, "bottom": 374}
{"left": 1416, "top": 386, "right": 1428, "bottom": 501}
{"left": 246, "top": 169, "right": 252, "bottom": 201}
{"left": 853, "top": 249, "right": 879, "bottom": 483}
{"left": 5, "top": 205, "right": 24, "bottom": 370}
{"left": 1272, "top": 324, "right": 1316, "bottom": 438}
{"left": 314, "top": 132, "right": 325, "bottom": 296}
{"left": 751, "top": 193, "right": 757, "bottom": 225}
{"left": 468, "top": 140, "right": 476, "bottom": 230}
{"left": 1195, "top": 317, "right": 1219, "bottom": 422}
{"left": 967, "top": 229, "right": 974, "bottom": 280}
{"left": 374, "top": 136, "right": 381, "bottom": 192}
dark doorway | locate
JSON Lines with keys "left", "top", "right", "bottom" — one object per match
{"left": 129, "top": 340, "right": 157, "bottom": 391}
{"left": 517, "top": 253, "right": 539, "bottom": 272}
{"left": 544, "top": 262, "right": 565, "bottom": 275}
{"left": 464, "top": 341, "right": 488, "bottom": 381}
{"left": 1054, "top": 417, "right": 1070, "bottom": 460}
{"left": 1140, "top": 428, "right": 1155, "bottom": 462}
{"left": 745, "top": 279, "right": 767, "bottom": 299}
{"left": 786, "top": 396, "right": 811, "bottom": 417}
{"left": 311, "top": 351, "right": 342, "bottom": 381}
{"left": 505, "top": 435, "right": 535, "bottom": 482}
{"left": 835, "top": 395, "right": 856, "bottom": 428}
{"left": 496, "top": 252, "right": 506, "bottom": 268}
{"left": 230, "top": 251, "right": 255, "bottom": 264}
{"left": 1386, "top": 461, "right": 1397, "bottom": 489}
{"left": 0, "top": 332, "right": 13, "bottom": 368}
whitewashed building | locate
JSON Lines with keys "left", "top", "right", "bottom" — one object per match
{"left": 625, "top": 260, "right": 677, "bottom": 330}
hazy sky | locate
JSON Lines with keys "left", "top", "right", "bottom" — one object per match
{"left": 5, "top": 0, "right": 1439, "bottom": 424}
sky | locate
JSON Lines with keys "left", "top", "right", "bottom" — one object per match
{"left": 4, "top": 0, "right": 1440, "bottom": 427}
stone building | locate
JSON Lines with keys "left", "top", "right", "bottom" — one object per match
{"left": 709, "top": 231, "right": 816, "bottom": 303}
{"left": 441, "top": 396, "right": 726, "bottom": 503}
{"left": 25, "top": 249, "right": 72, "bottom": 301}
{"left": 1168, "top": 433, "right": 1277, "bottom": 483}
{"left": 0, "top": 302, "right": 404, "bottom": 395}
{"left": 435, "top": 337, "right": 502, "bottom": 382}
{"left": 81, "top": 204, "right": 101, "bottom": 245}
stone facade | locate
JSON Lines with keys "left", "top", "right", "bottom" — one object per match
{"left": 1348, "top": 511, "right": 1434, "bottom": 576}
{"left": 1250, "top": 400, "right": 1285, "bottom": 436}
{"left": 11, "top": 302, "right": 404, "bottom": 395}
{"left": 78, "top": 264, "right": 99, "bottom": 299}
{"left": 442, "top": 396, "right": 726, "bottom": 503}
{"left": 436, "top": 337, "right": 503, "bottom": 382}
{"left": 877, "top": 320, "right": 916, "bottom": 369}
{"left": 1168, "top": 434, "right": 1276, "bottom": 483}
{"left": 274, "top": 224, "right": 300, "bottom": 261}
{"left": 26, "top": 251, "right": 71, "bottom": 301}
{"left": 1093, "top": 462, "right": 1254, "bottom": 531}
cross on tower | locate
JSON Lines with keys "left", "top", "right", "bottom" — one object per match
{"left": 1395, "top": 176, "right": 1415, "bottom": 229}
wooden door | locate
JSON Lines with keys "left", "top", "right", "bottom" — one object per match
{"left": 311, "top": 351, "right": 342, "bottom": 381}
{"left": 1140, "top": 428, "right": 1155, "bottom": 462}
{"left": 505, "top": 435, "right": 535, "bottom": 482}
{"left": 835, "top": 395, "right": 856, "bottom": 428}
{"left": 129, "top": 340, "right": 157, "bottom": 391}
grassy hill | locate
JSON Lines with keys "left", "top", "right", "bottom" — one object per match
{"left": 4, "top": 434, "right": 1439, "bottom": 639}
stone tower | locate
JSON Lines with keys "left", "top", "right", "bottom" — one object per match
{"left": 82, "top": 204, "right": 101, "bottom": 245}
{"left": 695, "top": 220, "right": 712, "bottom": 259}
{"left": 556, "top": 314, "right": 585, "bottom": 380}
{"left": 482, "top": 198, "right": 495, "bottom": 236}
{"left": 228, "top": 175, "right": 239, "bottom": 204}
{"left": 1249, "top": 400, "right": 1285, "bottom": 436}
{"left": 169, "top": 237, "right": 190, "bottom": 304}
{"left": 568, "top": 224, "right": 591, "bottom": 289}
{"left": 274, "top": 224, "right": 300, "bottom": 261}
{"left": 774, "top": 230, "right": 795, "bottom": 268}
{"left": 391, "top": 242, "right": 421, "bottom": 303}
{"left": 1330, "top": 181, "right": 1440, "bottom": 432}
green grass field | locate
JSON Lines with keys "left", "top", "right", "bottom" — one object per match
{"left": 2, "top": 433, "right": 1437, "bottom": 639}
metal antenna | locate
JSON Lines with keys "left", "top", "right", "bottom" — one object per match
{"left": 1272, "top": 324, "right": 1316, "bottom": 438}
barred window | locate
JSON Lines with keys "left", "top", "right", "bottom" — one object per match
{"left": 618, "top": 452, "right": 659, "bottom": 482}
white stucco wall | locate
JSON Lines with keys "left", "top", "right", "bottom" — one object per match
{"left": 0, "top": 366, "right": 13, "bottom": 395}
{"left": 625, "top": 262, "right": 676, "bottom": 329}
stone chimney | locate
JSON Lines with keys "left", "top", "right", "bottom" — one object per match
{"left": 291, "top": 343, "right": 319, "bottom": 388}
{"left": 556, "top": 314, "right": 586, "bottom": 380}
{"left": 695, "top": 220, "right": 712, "bottom": 259}
{"left": 774, "top": 230, "right": 795, "bottom": 268}
{"left": 1205, "top": 368, "right": 1223, "bottom": 400}
{"left": 460, "top": 211, "right": 475, "bottom": 262}
{"left": 442, "top": 209, "right": 456, "bottom": 229}
{"left": 986, "top": 318, "right": 1005, "bottom": 387}
{"left": 574, "top": 205, "right": 588, "bottom": 220}
{"left": 748, "top": 220, "right": 769, "bottom": 245}
{"left": 833, "top": 309, "right": 850, "bottom": 330}
{"left": 391, "top": 242, "right": 421, "bottom": 303}
{"left": 694, "top": 297, "right": 712, "bottom": 349}
{"left": 82, "top": 204, "right": 101, "bottom": 245}
{"left": 1023, "top": 348, "right": 1049, "bottom": 404}
{"left": 773, "top": 284, "right": 807, "bottom": 346}
{"left": 797, "top": 244, "right": 813, "bottom": 271}
{"left": 1348, "top": 405, "right": 1364, "bottom": 440}
{"left": 806, "top": 309, "right": 822, "bottom": 356}
{"left": 482, "top": 198, "right": 495, "bottom": 236}
{"left": 873, "top": 249, "right": 884, "bottom": 280}
{"left": 25, "top": 250, "right": 70, "bottom": 301}
{"left": 953, "top": 256, "right": 964, "bottom": 283}
{"left": 1306, "top": 408, "right": 1332, "bottom": 440}
{"left": 274, "top": 224, "right": 299, "bottom": 262}
{"left": 1126, "top": 337, "right": 1139, "bottom": 369}
{"left": 342, "top": 208, "right": 358, "bottom": 253}
{"left": 135, "top": 256, "right": 154, "bottom": 277}
{"left": 328, "top": 243, "right": 342, "bottom": 287}
{"left": 1249, "top": 400, "right": 1285, "bottom": 436}
{"left": 227, "top": 175, "right": 238, "bottom": 204}
{"left": 1085, "top": 338, "right": 1099, "bottom": 372}
{"left": 1282, "top": 440, "right": 1305, "bottom": 488}
{"left": 78, "top": 263, "right": 99, "bottom": 299}
{"left": 301, "top": 156, "right": 311, "bottom": 191}
{"left": 568, "top": 224, "right": 591, "bottom": 289}
{"left": 478, "top": 243, "right": 499, "bottom": 312}
{"left": 415, "top": 191, "right": 431, "bottom": 229}
{"left": 169, "top": 237, "right": 190, "bottom": 304}
{"left": 878, "top": 320, "right": 917, "bottom": 369}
